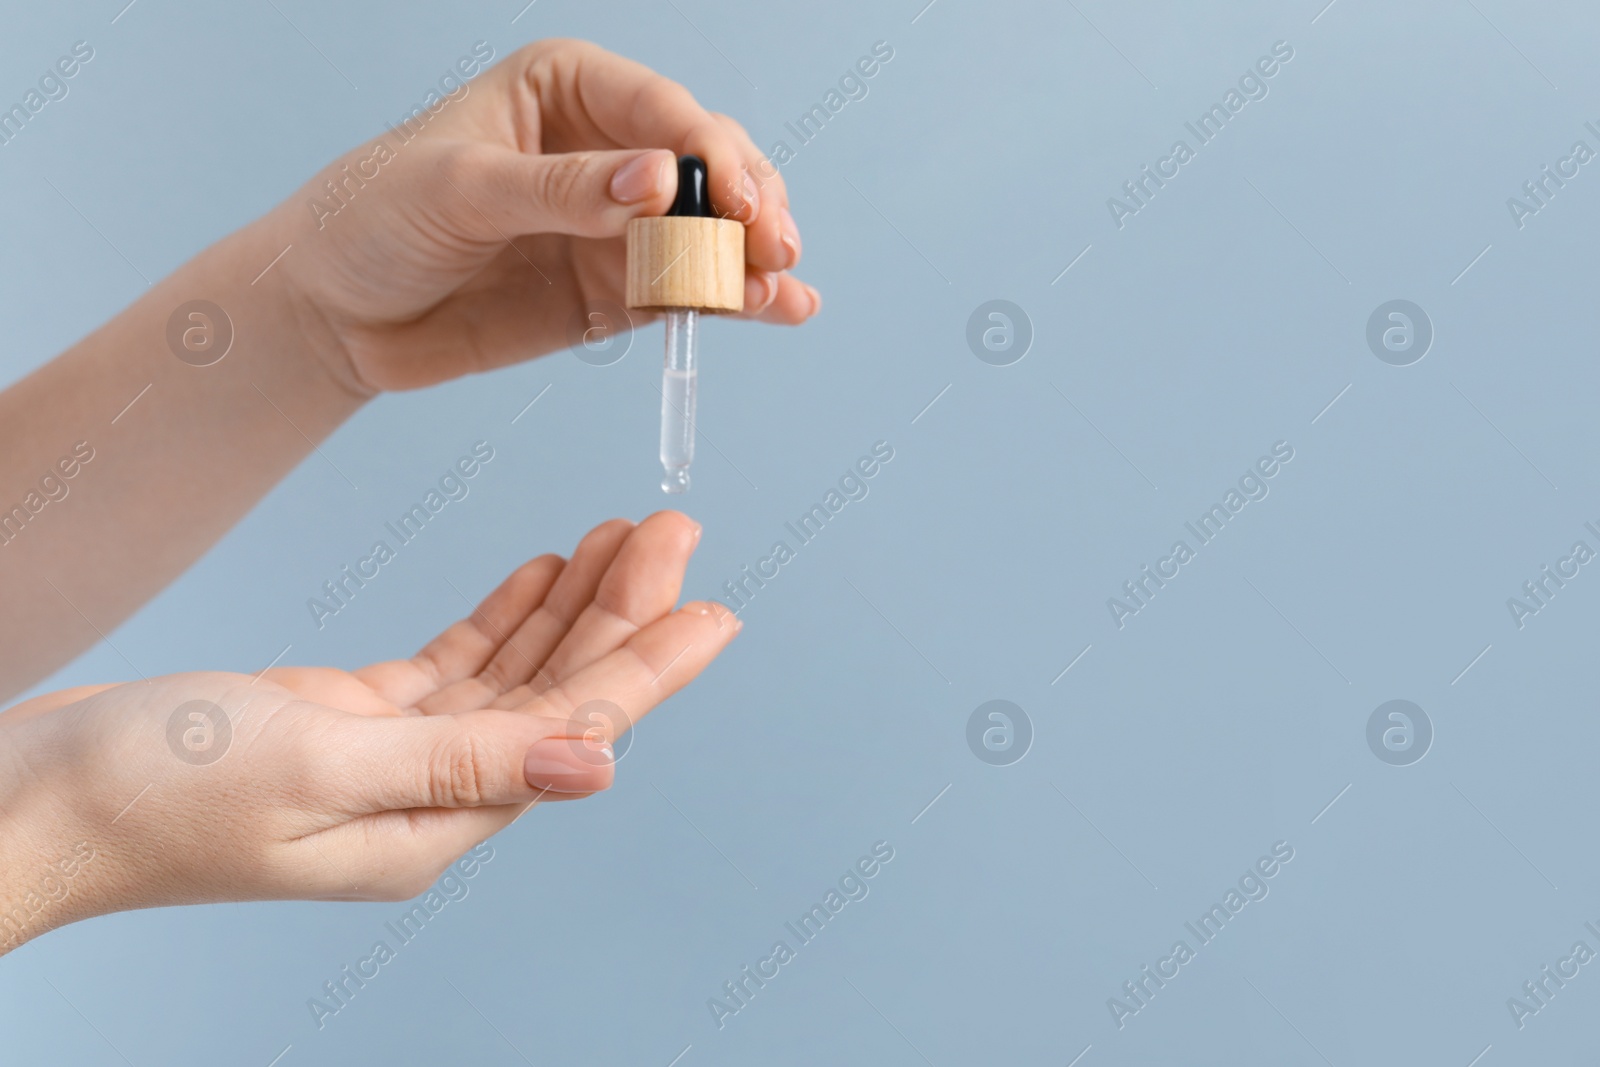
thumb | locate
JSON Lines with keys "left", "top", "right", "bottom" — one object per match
{"left": 440, "top": 145, "right": 680, "bottom": 241}
{"left": 329, "top": 708, "right": 616, "bottom": 813}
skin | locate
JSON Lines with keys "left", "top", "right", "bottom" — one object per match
{"left": 0, "top": 511, "right": 740, "bottom": 954}
{"left": 0, "top": 40, "right": 798, "bottom": 951}
{"left": 0, "top": 37, "right": 813, "bottom": 700}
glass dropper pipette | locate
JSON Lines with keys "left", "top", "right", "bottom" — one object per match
{"left": 659, "top": 306, "right": 697, "bottom": 493}
{"left": 658, "top": 156, "right": 713, "bottom": 494}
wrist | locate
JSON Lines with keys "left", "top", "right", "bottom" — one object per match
{"left": 224, "top": 211, "right": 379, "bottom": 405}
{"left": 0, "top": 725, "right": 102, "bottom": 954}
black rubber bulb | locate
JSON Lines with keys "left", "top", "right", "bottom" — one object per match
{"left": 667, "top": 155, "right": 713, "bottom": 218}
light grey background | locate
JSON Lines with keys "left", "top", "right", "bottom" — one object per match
{"left": 2, "top": 0, "right": 1597, "bottom": 1063}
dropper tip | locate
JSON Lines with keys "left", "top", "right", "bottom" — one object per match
{"left": 661, "top": 468, "right": 690, "bottom": 494}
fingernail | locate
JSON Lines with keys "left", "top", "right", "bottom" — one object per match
{"left": 779, "top": 207, "right": 801, "bottom": 268}
{"left": 745, "top": 271, "right": 778, "bottom": 312}
{"left": 691, "top": 521, "right": 704, "bottom": 546}
{"left": 804, "top": 283, "right": 822, "bottom": 316}
{"left": 741, "top": 171, "right": 760, "bottom": 221}
{"left": 524, "top": 736, "right": 614, "bottom": 794}
{"left": 611, "top": 150, "right": 671, "bottom": 205}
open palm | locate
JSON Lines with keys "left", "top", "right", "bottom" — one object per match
{"left": 0, "top": 512, "right": 738, "bottom": 917}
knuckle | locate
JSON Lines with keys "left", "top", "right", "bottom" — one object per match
{"left": 477, "top": 653, "right": 522, "bottom": 694}
{"left": 516, "top": 37, "right": 577, "bottom": 70}
{"left": 711, "top": 112, "right": 751, "bottom": 140}
{"left": 532, "top": 152, "right": 594, "bottom": 208}
{"left": 281, "top": 717, "right": 337, "bottom": 785}
{"left": 434, "top": 143, "right": 490, "bottom": 192}
{"left": 432, "top": 732, "right": 493, "bottom": 807}
{"left": 654, "top": 77, "right": 699, "bottom": 113}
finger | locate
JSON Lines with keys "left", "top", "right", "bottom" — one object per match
{"left": 526, "top": 599, "right": 742, "bottom": 742}
{"left": 298, "top": 601, "right": 742, "bottom": 891}
{"left": 492, "top": 511, "right": 700, "bottom": 707}
{"left": 739, "top": 272, "right": 819, "bottom": 326}
{"left": 352, "top": 555, "right": 565, "bottom": 708}
{"left": 326, "top": 706, "right": 616, "bottom": 816}
{"left": 503, "top": 41, "right": 759, "bottom": 222}
{"left": 709, "top": 113, "right": 796, "bottom": 272}
{"left": 435, "top": 143, "right": 684, "bottom": 243}
{"left": 413, "top": 519, "right": 634, "bottom": 715}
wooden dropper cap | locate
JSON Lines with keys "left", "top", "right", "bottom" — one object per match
{"left": 625, "top": 155, "right": 745, "bottom": 313}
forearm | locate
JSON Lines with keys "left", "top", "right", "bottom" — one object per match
{"left": 0, "top": 211, "right": 365, "bottom": 699}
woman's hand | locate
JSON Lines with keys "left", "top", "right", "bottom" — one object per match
{"left": 0, "top": 37, "right": 801, "bottom": 697}
{"left": 0, "top": 512, "right": 738, "bottom": 952}
{"left": 272, "top": 37, "right": 817, "bottom": 394}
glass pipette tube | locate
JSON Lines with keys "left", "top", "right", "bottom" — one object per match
{"left": 660, "top": 307, "right": 698, "bottom": 493}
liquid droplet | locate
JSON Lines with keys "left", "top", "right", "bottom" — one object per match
{"left": 661, "top": 468, "right": 690, "bottom": 494}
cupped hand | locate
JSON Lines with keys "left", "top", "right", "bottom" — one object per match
{"left": 0, "top": 512, "right": 737, "bottom": 947}
{"left": 270, "top": 38, "right": 816, "bottom": 394}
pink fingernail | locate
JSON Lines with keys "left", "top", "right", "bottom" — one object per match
{"left": 611, "top": 151, "right": 671, "bottom": 205}
{"left": 741, "top": 171, "right": 761, "bottom": 220}
{"left": 804, "top": 283, "right": 822, "bottom": 316}
{"left": 524, "top": 736, "right": 614, "bottom": 794}
{"left": 779, "top": 207, "right": 801, "bottom": 268}
{"left": 744, "top": 271, "right": 778, "bottom": 312}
